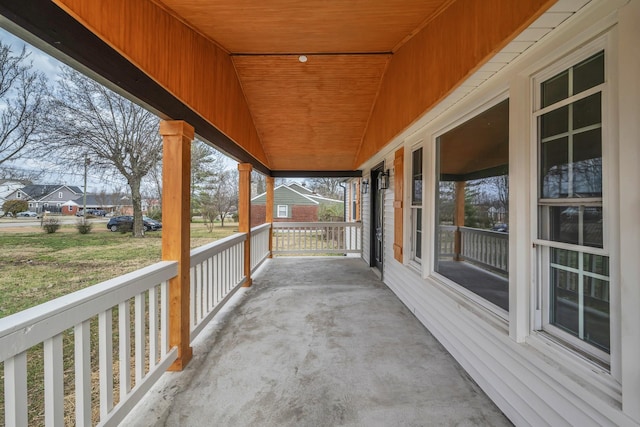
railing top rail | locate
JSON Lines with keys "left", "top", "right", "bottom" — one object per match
{"left": 190, "top": 232, "right": 247, "bottom": 265}
{"left": 251, "top": 222, "right": 272, "bottom": 233}
{"left": 459, "top": 226, "right": 509, "bottom": 238}
{"left": 272, "top": 221, "right": 361, "bottom": 228}
{"left": 0, "top": 260, "right": 178, "bottom": 361}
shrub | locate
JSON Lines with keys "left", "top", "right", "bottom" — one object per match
{"left": 2, "top": 199, "right": 28, "bottom": 216}
{"left": 76, "top": 220, "right": 92, "bottom": 234}
{"left": 42, "top": 218, "right": 61, "bottom": 234}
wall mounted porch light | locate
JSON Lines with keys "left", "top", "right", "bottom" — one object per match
{"left": 377, "top": 170, "right": 389, "bottom": 190}
{"left": 361, "top": 179, "right": 369, "bottom": 194}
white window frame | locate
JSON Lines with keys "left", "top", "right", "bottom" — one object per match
{"left": 276, "top": 204, "right": 288, "bottom": 218}
{"left": 532, "top": 36, "right": 617, "bottom": 367}
{"left": 58, "top": 191, "right": 63, "bottom": 198}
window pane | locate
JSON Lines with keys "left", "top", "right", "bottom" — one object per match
{"left": 541, "top": 105, "right": 569, "bottom": 139}
{"left": 542, "top": 206, "right": 603, "bottom": 247}
{"left": 412, "top": 148, "right": 423, "bottom": 205}
{"left": 541, "top": 137, "right": 568, "bottom": 198}
{"left": 542, "top": 70, "right": 569, "bottom": 108}
{"left": 551, "top": 248, "right": 579, "bottom": 269}
{"left": 582, "top": 207, "right": 603, "bottom": 248}
{"left": 434, "top": 99, "right": 509, "bottom": 311}
{"left": 573, "top": 51, "right": 604, "bottom": 95}
{"left": 550, "top": 248, "right": 610, "bottom": 353}
{"left": 584, "top": 276, "right": 610, "bottom": 352}
{"left": 415, "top": 208, "right": 422, "bottom": 259}
{"left": 583, "top": 253, "right": 609, "bottom": 277}
{"left": 547, "top": 206, "right": 580, "bottom": 245}
{"left": 573, "top": 93, "right": 601, "bottom": 130}
{"left": 551, "top": 266, "right": 579, "bottom": 335}
{"left": 573, "top": 129, "right": 602, "bottom": 197}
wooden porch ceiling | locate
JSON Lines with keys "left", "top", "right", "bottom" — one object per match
{"left": 152, "top": 0, "right": 454, "bottom": 172}
{"left": 2, "top": 0, "right": 554, "bottom": 175}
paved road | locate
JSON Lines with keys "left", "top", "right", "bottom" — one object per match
{"left": 0, "top": 217, "right": 108, "bottom": 228}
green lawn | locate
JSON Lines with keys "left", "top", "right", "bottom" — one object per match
{"left": 0, "top": 221, "right": 239, "bottom": 318}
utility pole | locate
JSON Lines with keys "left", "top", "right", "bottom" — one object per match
{"left": 82, "top": 155, "right": 90, "bottom": 219}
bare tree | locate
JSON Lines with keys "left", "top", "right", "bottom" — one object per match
{"left": 199, "top": 169, "right": 238, "bottom": 228}
{"left": 48, "top": 68, "right": 162, "bottom": 236}
{"left": 191, "top": 139, "right": 225, "bottom": 220}
{"left": 305, "top": 177, "right": 344, "bottom": 200}
{"left": 0, "top": 44, "right": 49, "bottom": 166}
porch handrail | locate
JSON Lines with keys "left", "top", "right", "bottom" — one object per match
{"left": 251, "top": 222, "right": 271, "bottom": 272}
{"left": 459, "top": 226, "right": 509, "bottom": 274}
{"left": 272, "top": 221, "right": 362, "bottom": 255}
{"left": 189, "top": 232, "right": 248, "bottom": 342}
{"left": 0, "top": 261, "right": 178, "bottom": 427}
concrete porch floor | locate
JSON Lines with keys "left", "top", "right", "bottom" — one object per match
{"left": 124, "top": 257, "right": 511, "bottom": 426}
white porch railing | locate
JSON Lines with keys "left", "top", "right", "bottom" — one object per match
{"left": 272, "top": 222, "right": 362, "bottom": 255}
{"left": 189, "top": 233, "right": 247, "bottom": 342}
{"left": 0, "top": 261, "right": 178, "bottom": 427}
{"left": 460, "top": 226, "right": 509, "bottom": 274}
{"left": 189, "top": 224, "right": 271, "bottom": 342}
{"left": 250, "top": 223, "right": 271, "bottom": 272}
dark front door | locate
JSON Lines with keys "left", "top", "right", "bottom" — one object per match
{"left": 370, "top": 163, "right": 384, "bottom": 272}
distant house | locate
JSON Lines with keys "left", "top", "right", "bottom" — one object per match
{"left": 0, "top": 180, "right": 27, "bottom": 208}
{"left": 5, "top": 184, "right": 83, "bottom": 214}
{"left": 251, "top": 183, "right": 343, "bottom": 226}
{"left": 64, "top": 193, "right": 128, "bottom": 216}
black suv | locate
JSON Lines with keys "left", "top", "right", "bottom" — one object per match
{"left": 106, "top": 216, "right": 162, "bottom": 232}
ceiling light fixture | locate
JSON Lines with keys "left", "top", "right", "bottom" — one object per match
{"left": 298, "top": 55, "right": 308, "bottom": 63}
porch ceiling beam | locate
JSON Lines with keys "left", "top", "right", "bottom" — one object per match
{"left": 271, "top": 170, "right": 362, "bottom": 178}
{"left": 0, "top": 0, "right": 271, "bottom": 176}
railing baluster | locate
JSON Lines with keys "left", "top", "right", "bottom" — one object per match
{"left": 118, "top": 300, "right": 131, "bottom": 400}
{"left": 75, "top": 320, "right": 91, "bottom": 427}
{"left": 44, "top": 334, "right": 64, "bottom": 427}
{"left": 190, "top": 266, "right": 196, "bottom": 328}
{"left": 135, "top": 293, "right": 145, "bottom": 383}
{"left": 4, "top": 352, "right": 28, "bottom": 427}
{"left": 99, "top": 309, "right": 114, "bottom": 417}
{"left": 161, "top": 280, "right": 169, "bottom": 355}
{"left": 149, "top": 286, "right": 158, "bottom": 368}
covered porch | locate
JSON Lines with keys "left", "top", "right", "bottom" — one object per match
{"left": 123, "top": 257, "right": 510, "bottom": 426}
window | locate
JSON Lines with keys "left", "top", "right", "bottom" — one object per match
{"left": 352, "top": 182, "right": 357, "bottom": 220}
{"left": 535, "top": 51, "right": 610, "bottom": 359}
{"left": 277, "top": 205, "right": 288, "bottom": 218}
{"left": 58, "top": 192, "right": 63, "bottom": 198}
{"left": 411, "top": 147, "right": 423, "bottom": 263}
{"left": 434, "top": 99, "right": 509, "bottom": 312}
{"left": 17, "top": 193, "right": 21, "bottom": 198}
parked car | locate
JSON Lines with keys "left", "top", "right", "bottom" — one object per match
{"left": 490, "top": 223, "right": 509, "bottom": 233}
{"left": 107, "top": 215, "right": 162, "bottom": 232}
{"left": 76, "top": 209, "right": 107, "bottom": 217}
{"left": 16, "top": 211, "right": 38, "bottom": 218}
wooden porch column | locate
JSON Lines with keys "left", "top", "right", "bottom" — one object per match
{"left": 238, "top": 163, "right": 253, "bottom": 287}
{"left": 266, "top": 176, "right": 274, "bottom": 258}
{"left": 159, "top": 120, "right": 193, "bottom": 370}
{"left": 454, "top": 181, "right": 466, "bottom": 261}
